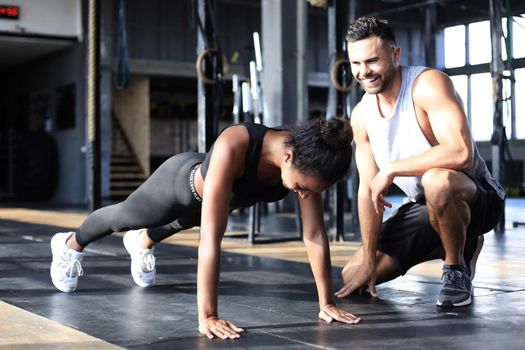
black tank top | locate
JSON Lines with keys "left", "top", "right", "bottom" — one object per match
{"left": 200, "top": 122, "right": 290, "bottom": 207}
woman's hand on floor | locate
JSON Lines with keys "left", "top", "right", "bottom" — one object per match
{"left": 318, "top": 304, "right": 361, "bottom": 324}
{"left": 199, "top": 316, "right": 245, "bottom": 339}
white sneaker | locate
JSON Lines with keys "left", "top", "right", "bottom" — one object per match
{"left": 123, "top": 229, "right": 156, "bottom": 287}
{"left": 50, "top": 232, "right": 84, "bottom": 293}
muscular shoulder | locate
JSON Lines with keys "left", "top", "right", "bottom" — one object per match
{"left": 214, "top": 124, "right": 249, "bottom": 155}
{"left": 211, "top": 125, "right": 250, "bottom": 175}
{"left": 412, "top": 68, "right": 456, "bottom": 106}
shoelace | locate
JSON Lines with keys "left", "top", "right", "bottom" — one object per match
{"left": 61, "top": 255, "right": 83, "bottom": 278}
{"left": 442, "top": 269, "right": 465, "bottom": 289}
{"left": 140, "top": 251, "right": 156, "bottom": 272}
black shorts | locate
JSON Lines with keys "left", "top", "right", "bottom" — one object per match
{"left": 377, "top": 176, "right": 504, "bottom": 275}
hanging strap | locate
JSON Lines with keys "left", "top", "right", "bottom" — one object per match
{"left": 116, "top": 0, "right": 129, "bottom": 90}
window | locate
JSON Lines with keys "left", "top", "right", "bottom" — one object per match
{"left": 450, "top": 75, "right": 468, "bottom": 117}
{"left": 443, "top": 16, "right": 525, "bottom": 140}
{"left": 470, "top": 73, "right": 492, "bottom": 141}
{"left": 468, "top": 21, "right": 491, "bottom": 65}
{"left": 513, "top": 15, "right": 525, "bottom": 58}
{"left": 444, "top": 25, "right": 466, "bottom": 68}
{"left": 516, "top": 68, "right": 525, "bottom": 138}
{"left": 502, "top": 17, "right": 509, "bottom": 61}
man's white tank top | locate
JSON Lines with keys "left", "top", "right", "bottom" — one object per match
{"left": 361, "top": 65, "right": 505, "bottom": 202}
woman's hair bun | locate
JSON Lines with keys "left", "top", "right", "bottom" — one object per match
{"left": 320, "top": 116, "right": 353, "bottom": 150}
{"left": 285, "top": 115, "right": 353, "bottom": 184}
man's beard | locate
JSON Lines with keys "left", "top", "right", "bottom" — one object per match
{"left": 360, "top": 67, "right": 395, "bottom": 94}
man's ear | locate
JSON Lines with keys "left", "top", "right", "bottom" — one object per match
{"left": 393, "top": 46, "right": 401, "bottom": 65}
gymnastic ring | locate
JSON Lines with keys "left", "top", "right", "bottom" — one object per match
{"left": 195, "top": 48, "right": 230, "bottom": 85}
{"left": 330, "top": 58, "right": 357, "bottom": 93}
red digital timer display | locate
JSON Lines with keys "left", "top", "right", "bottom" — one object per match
{"left": 0, "top": 5, "right": 20, "bottom": 19}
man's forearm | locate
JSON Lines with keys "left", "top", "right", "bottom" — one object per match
{"left": 386, "top": 143, "right": 472, "bottom": 178}
{"left": 357, "top": 194, "right": 383, "bottom": 261}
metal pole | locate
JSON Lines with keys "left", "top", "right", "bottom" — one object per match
{"left": 241, "top": 82, "right": 253, "bottom": 122}
{"left": 251, "top": 32, "right": 265, "bottom": 124}
{"left": 295, "top": 0, "right": 308, "bottom": 124}
{"left": 249, "top": 61, "right": 261, "bottom": 124}
{"left": 489, "top": 0, "right": 506, "bottom": 234}
{"left": 232, "top": 74, "right": 241, "bottom": 124}
{"left": 87, "top": 0, "right": 101, "bottom": 211}
{"left": 326, "top": 0, "right": 354, "bottom": 241}
{"left": 424, "top": 4, "right": 437, "bottom": 68}
{"left": 197, "top": 0, "right": 218, "bottom": 152}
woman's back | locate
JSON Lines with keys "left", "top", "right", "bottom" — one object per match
{"left": 199, "top": 122, "right": 290, "bottom": 207}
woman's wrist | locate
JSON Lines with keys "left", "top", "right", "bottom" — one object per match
{"left": 319, "top": 303, "right": 336, "bottom": 311}
{"left": 319, "top": 295, "right": 336, "bottom": 309}
{"left": 199, "top": 312, "right": 218, "bottom": 323}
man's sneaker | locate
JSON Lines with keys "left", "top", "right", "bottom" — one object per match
{"left": 436, "top": 264, "right": 472, "bottom": 307}
{"left": 464, "top": 235, "right": 484, "bottom": 281}
{"left": 50, "top": 232, "right": 84, "bottom": 293}
{"left": 123, "top": 229, "right": 156, "bottom": 287}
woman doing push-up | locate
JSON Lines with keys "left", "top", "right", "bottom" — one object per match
{"left": 50, "top": 116, "right": 360, "bottom": 339}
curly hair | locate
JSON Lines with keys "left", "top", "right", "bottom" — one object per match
{"left": 285, "top": 116, "right": 353, "bottom": 185}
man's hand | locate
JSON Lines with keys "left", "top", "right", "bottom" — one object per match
{"left": 335, "top": 260, "right": 377, "bottom": 298}
{"left": 370, "top": 168, "right": 394, "bottom": 214}
{"left": 318, "top": 304, "right": 361, "bottom": 324}
{"left": 199, "top": 316, "right": 245, "bottom": 339}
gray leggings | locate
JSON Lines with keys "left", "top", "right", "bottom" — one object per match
{"left": 75, "top": 152, "right": 205, "bottom": 246}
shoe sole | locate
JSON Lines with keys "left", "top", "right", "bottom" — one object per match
{"left": 123, "top": 230, "right": 156, "bottom": 288}
{"left": 436, "top": 294, "right": 472, "bottom": 308}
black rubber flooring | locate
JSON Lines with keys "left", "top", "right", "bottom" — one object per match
{"left": 1, "top": 199, "right": 525, "bottom": 349}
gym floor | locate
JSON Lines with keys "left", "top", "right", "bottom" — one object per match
{"left": 0, "top": 197, "right": 524, "bottom": 349}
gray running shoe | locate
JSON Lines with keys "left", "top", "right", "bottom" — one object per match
{"left": 436, "top": 264, "right": 472, "bottom": 307}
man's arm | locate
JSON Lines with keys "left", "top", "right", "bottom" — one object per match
{"left": 368, "top": 69, "right": 475, "bottom": 213}
{"left": 336, "top": 103, "right": 384, "bottom": 297}
{"left": 383, "top": 69, "right": 474, "bottom": 178}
